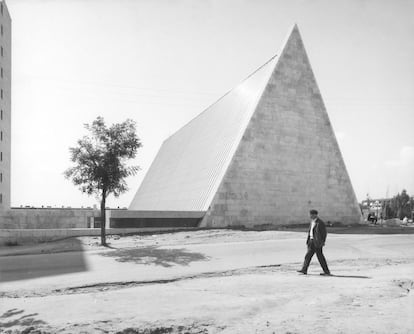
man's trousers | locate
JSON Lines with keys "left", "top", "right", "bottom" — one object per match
{"left": 301, "top": 239, "right": 330, "bottom": 274}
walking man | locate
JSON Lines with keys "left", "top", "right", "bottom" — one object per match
{"left": 297, "top": 209, "right": 331, "bottom": 275}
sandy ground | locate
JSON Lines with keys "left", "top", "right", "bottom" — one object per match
{"left": 0, "top": 229, "right": 413, "bottom": 333}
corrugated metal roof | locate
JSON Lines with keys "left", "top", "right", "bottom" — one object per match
{"left": 129, "top": 55, "right": 279, "bottom": 211}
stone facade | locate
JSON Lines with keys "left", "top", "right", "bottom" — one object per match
{"left": 0, "top": 0, "right": 11, "bottom": 210}
{"left": 201, "top": 25, "right": 362, "bottom": 227}
{"left": 0, "top": 208, "right": 100, "bottom": 229}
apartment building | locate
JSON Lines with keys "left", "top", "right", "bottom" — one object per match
{"left": 0, "top": 0, "right": 11, "bottom": 209}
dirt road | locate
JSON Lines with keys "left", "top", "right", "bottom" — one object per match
{"left": 1, "top": 230, "right": 413, "bottom": 333}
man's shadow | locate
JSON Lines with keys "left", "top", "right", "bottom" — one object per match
{"left": 306, "top": 273, "right": 371, "bottom": 279}
{"left": 331, "top": 274, "right": 371, "bottom": 279}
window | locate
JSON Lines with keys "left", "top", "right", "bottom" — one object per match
{"left": 0, "top": 152, "right": 2, "bottom": 161}
{"left": 1, "top": 4, "right": 3, "bottom": 15}
{"left": 1, "top": 131, "right": 2, "bottom": 141}
{"left": 0, "top": 173, "right": 2, "bottom": 182}
{"left": 0, "top": 194, "right": 3, "bottom": 204}
{"left": 0, "top": 110, "right": 2, "bottom": 120}
{"left": 1, "top": 68, "right": 3, "bottom": 78}
{"left": 1, "top": 46, "right": 3, "bottom": 57}
{"left": 1, "top": 25, "right": 3, "bottom": 36}
{"left": 1, "top": 89, "right": 3, "bottom": 99}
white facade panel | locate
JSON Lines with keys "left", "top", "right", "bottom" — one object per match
{"left": 130, "top": 56, "right": 278, "bottom": 211}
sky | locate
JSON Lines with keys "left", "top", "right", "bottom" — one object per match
{"left": 6, "top": 0, "right": 414, "bottom": 208}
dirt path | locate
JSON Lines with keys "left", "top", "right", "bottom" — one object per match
{"left": 1, "top": 231, "right": 413, "bottom": 333}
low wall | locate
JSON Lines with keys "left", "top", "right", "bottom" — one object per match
{"left": 108, "top": 210, "right": 205, "bottom": 228}
{"left": 0, "top": 208, "right": 206, "bottom": 231}
{"left": 0, "top": 209, "right": 206, "bottom": 245}
{"left": 0, "top": 208, "right": 101, "bottom": 229}
{"left": 0, "top": 227, "right": 196, "bottom": 246}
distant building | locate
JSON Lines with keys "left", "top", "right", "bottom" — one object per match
{"left": 361, "top": 199, "right": 385, "bottom": 212}
{"left": 129, "top": 25, "right": 363, "bottom": 227}
{"left": 0, "top": 0, "right": 11, "bottom": 210}
{"left": 361, "top": 195, "right": 414, "bottom": 221}
{"left": 361, "top": 198, "right": 385, "bottom": 221}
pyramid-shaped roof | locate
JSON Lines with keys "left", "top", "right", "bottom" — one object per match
{"left": 130, "top": 47, "right": 281, "bottom": 211}
{"left": 130, "top": 25, "right": 362, "bottom": 226}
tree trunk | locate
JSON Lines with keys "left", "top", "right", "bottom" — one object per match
{"left": 100, "top": 189, "right": 107, "bottom": 246}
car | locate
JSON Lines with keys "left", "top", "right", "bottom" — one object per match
{"left": 367, "top": 213, "right": 378, "bottom": 224}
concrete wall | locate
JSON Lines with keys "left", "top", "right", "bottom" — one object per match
{"left": 0, "top": 208, "right": 205, "bottom": 230}
{"left": 0, "top": 208, "right": 100, "bottom": 229}
{"left": 107, "top": 210, "right": 205, "bottom": 228}
{"left": 202, "top": 26, "right": 362, "bottom": 228}
{"left": 0, "top": 1, "right": 11, "bottom": 210}
{"left": 0, "top": 208, "right": 200, "bottom": 245}
{"left": 0, "top": 227, "right": 196, "bottom": 246}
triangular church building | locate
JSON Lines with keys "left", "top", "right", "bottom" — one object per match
{"left": 129, "top": 25, "right": 362, "bottom": 227}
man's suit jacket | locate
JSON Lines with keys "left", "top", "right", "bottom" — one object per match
{"left": 306, "top": 218, "right": 327, "bottom": 248}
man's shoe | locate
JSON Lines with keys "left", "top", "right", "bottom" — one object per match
{"left": 320, "top": 272, "right": 332, "bottom": 276}
{"left": 297, "top": 270, "right": 307, "bottom": 275}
